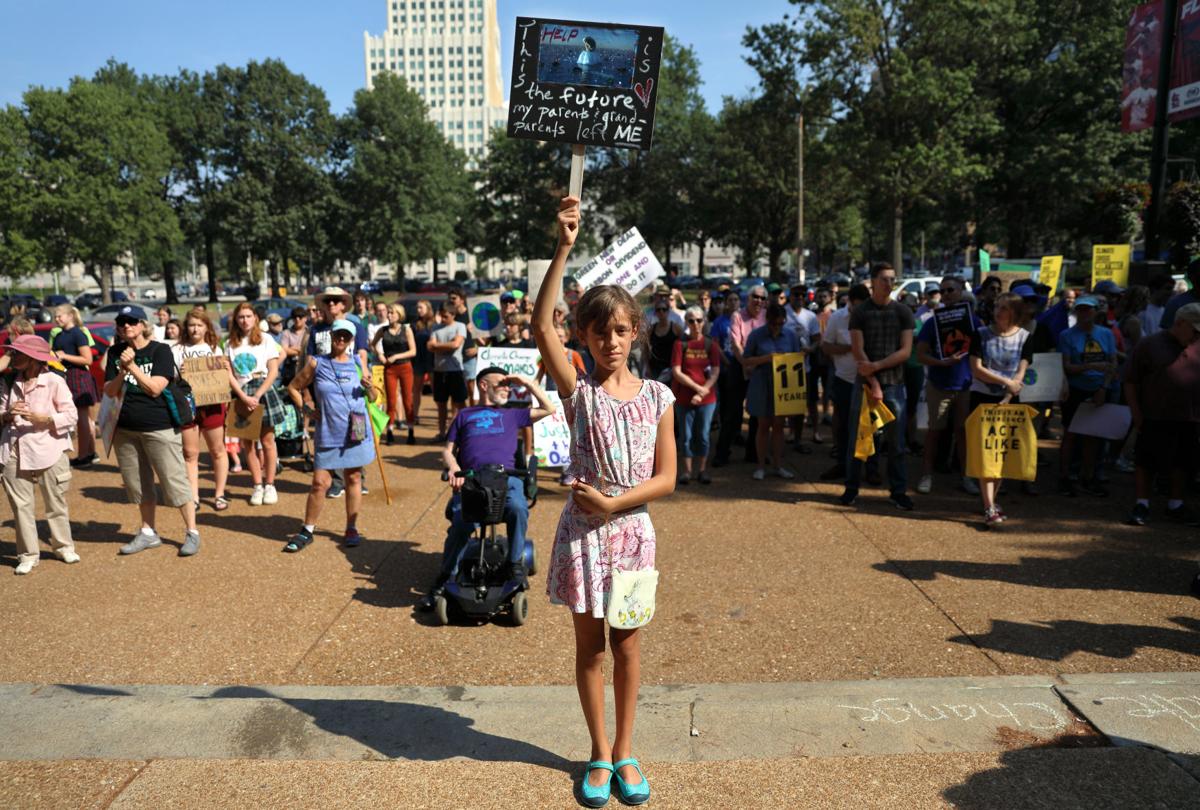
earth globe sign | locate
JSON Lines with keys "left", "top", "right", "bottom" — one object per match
{"left": 1024, "top": 367, "right": 1038, "bottom": 385}
{"left": 472, "top": 301, "right": 501, "bottom": 332}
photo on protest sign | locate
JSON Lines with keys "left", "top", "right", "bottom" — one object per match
{"left": 477, "top": 345, "right": 541, "bottom": 402}
{"left": 180, "top": 356, "right": 232, "bottom": 407}
{"left": 932, "top": 302, "right": 975, "bottom": 360}
{"left": 508, "top": 17, "right": 664, "bottom": 150}
{"left": 572, "top": 226, "right": 664, "bottom": 296}
{"left": 1020, "top": 353, "right": 1065, "bottom": 403}
{"left": 467, "top": 295, "right": 505, "bottom": 339}
{"left": 533, "top": 391, "right": 571, "bottom": 468}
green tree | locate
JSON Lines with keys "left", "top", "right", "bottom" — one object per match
{"left": 0, "top": 105, "right": 41, "bottom": 280}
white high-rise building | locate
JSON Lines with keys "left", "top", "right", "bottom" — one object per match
{"left": 364, "top": 0, "right": 507, "bottom": 165}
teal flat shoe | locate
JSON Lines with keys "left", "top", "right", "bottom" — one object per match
{"left": 613, "top": 758, "right": 650, "bottom": 805}
{"left": 580, "top": 760, "right": 614, "bottom": 807}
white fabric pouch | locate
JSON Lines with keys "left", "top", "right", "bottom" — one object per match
{"left": 607, "top": 568, "right": 659, "bottom": 629}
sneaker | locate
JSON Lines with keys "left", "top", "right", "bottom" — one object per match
{"left": 838, "top": 488, "right": 858, "bottom": 506}
{"left": 961, "top": 476, "right": 980, "bottom": 496}
{"left": 54, "top": 549, "right": 81, "bottom": 564}
{"left": 752, "top": 468, "right": 766, "bottom": 481}
{"left": 180, "top": 530, "right": 201, "bottom": 557}
{"left": 326, "top": 482, "right": 345, "bottom": 499}
{"left": 776, "top": 467, "right": 795, "bottom": 479}
{"left": 889, "top": 493, "right": 915, "bottom": 511}
{"left": 250, "top": 486, "right": 265, "bottom": 506}
{"left": 1127, "top": 503, "right": 1150, "bottom": 527}
{"left": 820, "top": 464, "right": 846, "bottom": 481}
{"left": 984, "top": 507, "right": 1006, "bottom": 527}
{"left": 262, "top": 484, "right": 278, "bottom": 505}
{"left": 1080, "top": 478, "right": 1110, "bottom": 497}
{"left": 916, "top": 474, "right": 933, "bottom": 494}
{"left": 1058, "top": 477, "right": 1078, "bottom": 497}
{"left": 698, "top": 471, "right": 712, "bottom": 485}
{"left": 120, "top": 531, "right": 162, "bottom": 555}
{"left": 70, "top": 453, "right": 96, "bottom": 468}
{"left": 343, "top": 529, "right": 362, "bottom": 548}
{"left": 1166, "top": 505, "right": 1200, "bottom": 527}
{"left": 386, "top": 428, "right": 394, "bottom": 446}
{"left": 14, "top": 559, "right": 37, "bottom": 575}
{"left": 361, "top": 484, "right": 369, "bottom": 495}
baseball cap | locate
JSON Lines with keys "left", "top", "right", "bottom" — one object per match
{"left": 266, "top": 313, "right": 283, "bottom": 324}
{"left": 1093, "top": 280, "right": 1125, "bottom": 296}
{"left": 767, "top": 283, "right": 783, "bottom": 293}
{"left": 1174, "top": 303, "right": 1200, "bottom": 332}
{"left": 476, "top": 365, "right": 510, "bottom": 383}
{"left": 1074, "top": 295, "right": 1099, "bottom": 309}
{"left": 500, "top": 292, "right": 516, "bottom": 303}
{"left": 329, "top": 318, "right": 357, "bottom": 336}
{"left": 652, "top": 282, "right": 670, "bottom": 295}
{"left": 924, "top": 282, "right": 941, "bottom": 294}
{"left": 1010, "top": 283, "right": 1039, "bottom": 299}
{"left": 115, "top": 305, "right": 149, "bottom": 322}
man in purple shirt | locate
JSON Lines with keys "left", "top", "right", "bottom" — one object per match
{"left": 418, "top": 367, "right": 555, "bottom": 610}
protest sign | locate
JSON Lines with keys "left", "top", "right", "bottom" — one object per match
{"left": 854, "top": 388, "right": 895, "bottom": 461}
{"left": 527, "top": 260, "right": 552, "bottom": 305}
{"left": 98, "top": 392, "right": 121, "bottom": 458}
{"left": 979, "top": 249, "right": 991, "bottom": 275}
{"left": 573, "top": 227, "right": 664, "bottom": 296}
{"left": 372, "top": 364, "right": 385, "bottom": 393}
{"left": 478, "top": 346, "right": 541, "bottom": 403}
{"left": 966, "top": 404, "right": 1038, "bottom": 481}
{"left": 931, "top": 302, "right": 975, "bottom": 360}
{"left": 1068, "top": 402, "right": 1133, "bottom": 441}
{"left": 533, "top": 391, "right": 571, "bottom": 468}
{"left": 467, "top": 295, "right": 505, "bottom": 339}
{"left": 508, "top": 18, "right": 664, "bottom": 151}
{"left": 1020, "top": 353, "right": 1065, "bottom": 403}
{"left": 771, "top": 352, "right": 807, "bottom": 416}
{"left": 181, "top": 356, "right": 232, "bottom": 407}
{"left": 224, "top": 402, "right": 264, "bottom": 440}
{"left": 1091, "top": 244, "right": 1131, "bottom": 289}
{"left": 1039, "top": 255, "right": 1063, "bottom": 294}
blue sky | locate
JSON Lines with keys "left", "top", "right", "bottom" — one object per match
{"left": 0, "top": 0, "right": 794, "bottom": 115}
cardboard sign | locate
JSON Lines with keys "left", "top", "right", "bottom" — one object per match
{"left": 98, "top": 392, "right": 121, "bottom": 458}
{"left": 467, "top": 295, "right": 505, "bottom": 339}
{"left": 533, "top": 391, "right": 571, "bottom": 468}
{"left": 1039, "top": 255, "right": 1063, "bottom": 294}
{"left": 1020, "top": 352, "right": 1065, "bottom": 403}
{"left": 931, "top": 302, "right": 975, "bottom": 360}
{"left": 573, "top": 227, "right": 664, "bottom": 296}
{"left": 966, "top": 404, "right": 1038, "bottom": 481}
{"left": 508, "top": 17, "right": 663, "bottom": 150}
{"left": 224, "top": 401, "right": 264, "bottom": 440}
{"left": 527, "top": 260, "right": 552, "bottom": 306}
{"left": 771, "top": 352, "right": 807, "bottom": 416}
{"left": 372, "top": 364, "right": 385, "bottom": 392}
{"left": 1068, "top": 402, "right": 1133, "bottom": 441}
{"left": 979, "top": 249, "right": 991, "bottom": 275}
{"left": 1091, "top": 244, "right": 1131, "bottom": 289}
{"left": 477, "top": 346, "right": 541, "bottom": 403}
{"left": 180, "top": 356, "right": 232, "bottom": 407}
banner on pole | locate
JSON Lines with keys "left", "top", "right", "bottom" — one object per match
{"left": 1122, "top": 1, "right": 1165, "bottom": 132}
{"left": 573, "top": 227, "right": 664, "bottom": 296}
{"left": 1170, "top": 0, "right": 1200, "bottom": 122}
{"left": 771, "top": 352, "right": 807, "bottom": 416}
{"left": 1091, "top": 244, "right": 1131, "bottom": 289}
{"left": 507, "top": 17, "right": 664, "bottom": 150}
{"left": 1039, "top": 256, "right": 1063, "bottom": 294}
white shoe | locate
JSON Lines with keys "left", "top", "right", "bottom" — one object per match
{"left": 776, "top": 467, "right": 795, "bottom": 479}
{"left": 262, "top": 484, "right": 278, "bottom": 505}
{"left": 752, "top": 468, "right": 766, "bottom": 481}
{"left": 250, "top": 486, "right": 265, "bottom": 506}
{"left": 55, "top": 549, "right": 80, "bottom": 564}
{"left": 916, "top": 474, "right": 933, "bottom": 495}
{"left": 14, "top": 559, "right": 36, "bottom": 575}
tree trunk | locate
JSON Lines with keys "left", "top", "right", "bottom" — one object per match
{"left": 205, "top": 233, "right": 219, "bottom": 303}
{"left": 768, "top": 245, "right": 783, "bottom": 282}
{"left": 282, "top": 253, "right": 291, "bottom": 295}
{"left": 664, "top": 243, "right": 672, "bottom": 275}
{"left": 432, "top": 255, "right": 440, "bottom": 286}
{"left": 890, "top": 203, "right": 904, "bottom": 273}
{"left": 697, "top": 237, "right": 707, "bottom": 280}
{"left": 269, "top": 257, "right": 281, "bottom": 300}
{"left": 163, "top": 259, "right": 179, "bottom": 305}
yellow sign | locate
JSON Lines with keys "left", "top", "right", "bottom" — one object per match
{"left": 771, "top": 352, "right": 807, "bottom": 416}
{"left": 1039, "top": 255, "right": 1063, "bottom": 294}
{"left": 854, "top": 388, "right": 895, "bottom": 461}
{"left": 965, "top": 404, "right": 1038, "bottom": 481}
{"left": 1091, "top": 244, "right": 1130, "bottom": 289}
{"left": 372, "top": 364, "right": 385, "bottom": 392}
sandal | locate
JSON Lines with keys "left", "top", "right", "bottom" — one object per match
{"left": 579, "top": 761, "right": 613, "bottom": 808}
{"left": 613, "top": 758, "right": 650, "bottom": 805}
{"left": 214, "top": 496, "right": 230, "bottom": 511}
{"left": 284, "top": 530, "right": 314, "bottom": 553}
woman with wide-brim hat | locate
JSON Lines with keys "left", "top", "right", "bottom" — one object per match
{"left": 0, "top": 334, "right": 81, "bottom": 574}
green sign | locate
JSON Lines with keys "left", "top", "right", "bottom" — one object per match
{"left": 979, "top": 249, "right": 991, "bottom": 274}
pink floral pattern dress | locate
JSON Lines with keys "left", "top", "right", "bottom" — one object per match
{"left": 546, "top": 375, "right": 675, "bottom": 617}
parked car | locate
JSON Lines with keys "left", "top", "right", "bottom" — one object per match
{"left": 735, "top": 277, "right": 770, "bottom": 297}
{"left": 74, "top": 291, "right": 128, "bottom": 310}
{"left": 218, "top": 297, "right": 307, "bottom": 330}
{"left": 0, "top": 321, "right": 111, "bottom": 393}
{"left": 43, "top": 294, "right": 71, "bottom": 308}
{"left": 891, "top": 275, "right": 943, "bottom": 302}
{"left": 1, "top": 299, "right": 52, "bottom": 324}
{"left": 358, "top": 280, "right": 381, "bottom": 295}
{"left": 84, "top": 303, "right": 141, "bottom": 323}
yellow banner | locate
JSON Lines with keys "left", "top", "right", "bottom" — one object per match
{"left": 372, "top": 364, "right": 385, "bottom": 392}
{"left": 1039, "top": 255, "right": 1063, "bottom": 294}
{"left": 965, "top": 404, "right": 1038, "bottom": 481}
{"left": 1091, "top": 244, "right": 1130, "bottom": 289}
{"left": 771, "top": 352, "right": 807, "bottom": 416}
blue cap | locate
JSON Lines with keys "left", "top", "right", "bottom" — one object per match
{"left": 329, "top": 318, "right": 357, "bottom": 336}
{"left": 1010, "top": 283, "right": 1039, "bottom": 299}
{"left": 1075, "top": 295, "right": 1100, "bottom": 308}
{"left": 116, "top": 305, "right": 148, "bottom": 322}
{"left": 1092, "top": 280, "right": 1124, "bottom": 296}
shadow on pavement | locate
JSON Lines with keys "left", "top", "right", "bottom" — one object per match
{"left": 339, "top": 537, "right": 442, "bottom": 611}
{"left": 203, "top": 685, "right": 574, "bottom": 772}
{"left": 948, "top": 616, "right": 1200, "bottom": 662}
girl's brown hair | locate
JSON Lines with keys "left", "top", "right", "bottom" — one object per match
{"left": 227, "top": 302, "right": 263, "bottom": 347}
{"left": 573, "top": 285, "right": 646, "bottom": 352}
{"left": 993, "top": 292, "right": 1023, "bottom": 325}
{"left": 184, "top": 310, "right": 220, "bottom": 350}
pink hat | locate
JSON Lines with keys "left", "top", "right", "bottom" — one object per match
{"left": 8, "top": 334, "right": 52, "bottom": 363}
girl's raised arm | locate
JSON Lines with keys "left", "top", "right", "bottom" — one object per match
{"left": 532, "top": 196, "right": 581, "bottom": 398}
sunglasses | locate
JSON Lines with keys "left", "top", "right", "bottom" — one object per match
{"left": 655, "top": 308, "right": 668, "bottom": 313}
{"left": 116, "top": 318, "right": 141, "bottom": 327}
{"left": 750, "top": 294, "right": 767, "bottom": 301}
{"left": 331, "top": 332, "right": 353, "bottom": 340}
{"left": 686, "top": 317, "right": 703, "bottom": 323}
{"left": 939, "top": 288, "right": 957, "bottom": 295}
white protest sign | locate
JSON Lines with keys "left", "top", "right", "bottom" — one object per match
{"left": 1068, "top": 402, "right": 1132, "bottom": 441}
{"left": 533, "top": 391, "right": 571, "bottom": 468}
{"left": 1020, "top": 353, "right": 1065, "bottom": 404}
{"left": 467, "top": 295, "right": 504, "bottom": 339}
{"left": 573, "top": 227, "right": 664, "bottom": 296}
{"left": 478, "top": 346, "right": 541, "bottom": 403}
{"left": 527, "top": 260, "right": 552, "bottom": 305}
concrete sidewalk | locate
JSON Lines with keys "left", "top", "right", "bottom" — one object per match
{"left": 2, "top": 672, "right": 1198, "bottom": 807}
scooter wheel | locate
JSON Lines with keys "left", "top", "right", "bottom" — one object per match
{"left": 434, "top": 595, "right": 450, "bottom": 626}
{"left": 526, "top": 544, "right": 538, "bottom": 576}
{"left": 510, "top": 591, "right": 528, "bottom": 626}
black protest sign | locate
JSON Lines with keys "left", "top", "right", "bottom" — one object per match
{"left": 508, "top": 17, "right": 663, "bottom": 150}
{"left": 932, "top": 303, "right": 975, "bottom": 360}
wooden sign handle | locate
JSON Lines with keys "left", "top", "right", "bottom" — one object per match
{"left": 569, "top": 144, "right": 586, "bottom": 199}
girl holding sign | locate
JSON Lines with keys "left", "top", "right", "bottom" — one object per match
{"left": 174, "top": 311, "right": 230, "bottom": 512}
{"left": 533, "top": 196, "right": 676, "bottom": 808}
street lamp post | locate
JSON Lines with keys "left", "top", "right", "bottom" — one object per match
{"left": 795, "top": 110, "right": 805, "bottom": 283}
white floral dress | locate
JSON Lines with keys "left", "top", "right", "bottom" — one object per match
{"left": 546, "top": 375, "right": 675, "bottom": 617}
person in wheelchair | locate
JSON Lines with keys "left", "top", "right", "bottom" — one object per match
{"left": 418, "top": 366, "right": 556, "bottom": 611}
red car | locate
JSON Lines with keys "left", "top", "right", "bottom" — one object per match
{"left": 0, "top": 321, "right": 112, "bottom": 393}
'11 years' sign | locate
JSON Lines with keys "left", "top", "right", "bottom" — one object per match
{"left": 508, "top": 17, "right": 663, "bottom": 151}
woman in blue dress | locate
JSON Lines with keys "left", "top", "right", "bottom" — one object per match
{"left": 743, "top": 302, "right": 808, "bottom": 481}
